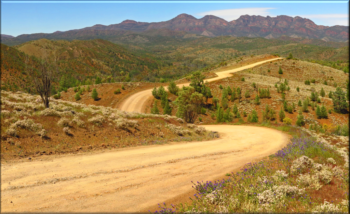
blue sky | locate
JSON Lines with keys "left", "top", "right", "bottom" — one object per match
{"left": 1, "top": 1, "right": 348, "bottom": 37}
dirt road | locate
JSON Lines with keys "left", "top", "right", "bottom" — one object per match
{"left": 119, "top": 57, "right": 282, "bottom": 113}
{"left": 1, "top": 57, "right": 289, "bottom": 212}
{"left": 1, "top": 125, "right": 288, "bottom": 212}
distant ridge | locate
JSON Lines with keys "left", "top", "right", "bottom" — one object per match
{"left": 1, "top": 14, "right": 348, "bottom": 46}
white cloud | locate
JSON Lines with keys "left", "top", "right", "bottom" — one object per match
{"left": 197, "top": 8, "right": 275, "bottom": 22}
{"left": 297, "top": 14, "right": 348, "bottom": 26}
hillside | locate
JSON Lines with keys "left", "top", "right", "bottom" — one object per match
{"left": 1, "top": 39, "right": 161, "bottom": 92}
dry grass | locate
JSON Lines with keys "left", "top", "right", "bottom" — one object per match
{"left": 0, "top": 90, "right": 215, "bottom": 161}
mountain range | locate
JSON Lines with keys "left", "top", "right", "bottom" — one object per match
{"left": 1, "top": 14, "right": 348, "bottom": 46}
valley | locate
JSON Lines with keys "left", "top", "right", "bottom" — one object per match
{"left": 1, "top": 10, "right": 349, "bottom": 214}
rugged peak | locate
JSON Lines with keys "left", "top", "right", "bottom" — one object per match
{"left": 121, "top": 20, "right": 138, "bottom": 24}
{"left": 173, "top": 13, "right": 197, "bottom": 20}
{"left": 92, "top": 24, "right": 106, "bottom": 27}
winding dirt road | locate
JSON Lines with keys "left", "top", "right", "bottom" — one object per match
{"left": 1, "top": 57, "right": 288, "bottom": 213}
{"left": 119, "top": 57, "right": 282, "bottom": 113}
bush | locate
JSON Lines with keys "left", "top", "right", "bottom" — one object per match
{"left": 283, "top": 117, "right": 292, "bottom": 125}
{"left": 75, "top": 93, "right": 81, "bottom": 101}
{"left": 241, "top": 77, "right": 245, "bottom": 81}
{"left": 198, "top": 117, "right": 202, "bottom": 122}
{"left": 151, "top": 100, "right": 160, "bottom": 114}
{"left": 254, "top": 95, "right": 260, "bottom": 105}
{"left": 114, "top": 89, "right": 121, "bottom": 94}
{"left": 53, "top": 91, "right": 61, "bottom": 99}
{"left": 311, "top": 79, "right": 316, "bottom": 83}
{"left": 279, "top": 108, "right": 285, "bottom": 122}
{"left": 296, "top": 111, "right": 305, "bottom": 126}
{"left": 263, "top": 105, "right": 276, "bottom": 121}
{"left": 201, "top": 107, "right": 206, "bottom": 115}
{"left": 305, "top": 80, "right": 310, "bottom": 85}
{"left": 320, "top": 88, "right": 325, "bottom": 97}
{"left": 332, "top": 87, "right": 348, "bottom": 113}
{"left": 168, "top": 81, "right": 179, "bottom": 95}
{"left": 296, "top": 87, "right": 300, "bottom": 92}
{"left": 278, "top": 67, "right": 283, "bottom": 74}
{"left": 91, "top": 88, "right": 98, "bottom": 101}
{"left": 57, "top": 118, "right": 71, "bottom": 127}
{"left": 248, "top": 110, "right": 258, "bottom": 123}
{"left": 122, "top": 85, "right": 125, "bottom": 90}
{"left": 244, "top": 90, "right": 250, "bottom": 98}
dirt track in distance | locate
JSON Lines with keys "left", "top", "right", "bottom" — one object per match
{"left": 118, "top": 57, "right": 282, "bottom": 113}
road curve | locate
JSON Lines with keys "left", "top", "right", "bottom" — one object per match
{"left": 1, "top": 57, "right": 289, "bottom": 212}
{"left": 1, "top": 125, "right": 288, "bottom": 212}
{"left": 119, "top": 57, "right": 282, "bottom": 113}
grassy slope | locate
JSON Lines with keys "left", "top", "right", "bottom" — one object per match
{"left": 0, "top": 90, "right": 215, "bottom": 161}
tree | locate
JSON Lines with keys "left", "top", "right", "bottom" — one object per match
{"left": 221, "top": 98, "right": 229, "bottom": 109}
{"left": 161, "top": 92, "right": 168, "bottom": 108}
{"left": 237, "top": 87, "right": 242, "bottom": 102}
{"left": 175, "top": 87, "right": 204, "bottom": 123}
{"left": 168, "top": 81, "right": 179, "bottom": 95}
{"left": 212, "top": 97, "right": 219, "bottom": 109}
{"left": 230, "top": 90, "right": 236, "bottom": 102}
{"left": 287, "top": 53, "right": 293, "bottom": 60}
{"left": 320, "top": 105, "right": 328, "bottom": 119}
{"left": 254, "top": 95, "right": 260, "bottom": 105}
{"left": 332, "top": 87, "right": 349, "bottom": 113}
{"left": 163, "top": 100, "right": 172, "bottom": 115}
{"left": 320, "top": 88, "right": 325, "bottom": 97}
{"left": 25, "top": 53, "right": 58, "bottom": 108}
{"left": 151, "top": 100, "right": 160, "bottom": 114}
{"left": 204, "top": 87, "right": 212, "bottom": 103}
{"left": 296, "top": 110, "right": 305, "bottom": 126}
{"left": 310, "top": 92, "right": 318, "bottom": 102}
{"left": 249, "top": 110, "right": 258, "bottom": 123}
{"left": 279, "top": 107, "right": 285, "bottom": 122}
{"left": 152, "top": 87, "right": 159, "bottom": 99}
{"left": 298, "top": 100, "right": 302, "bottom": 106}
{"left": 95, "top": 77, "right": 102, "bottom": 84}
{"left": 190, "top": 71, "right": 205, "bottom": 93}
{"left": 316, "top": 105, "right": 322, "bottom": 119}
{"left": 278, "top": 67, "right": 283, "bottom": 74}
{"left": 75, "top": 92, "right": 81, "bottom": 101}
{"left": 223, "top": 108, "right": 233, "bottom": 122}
{"left": 263, "top": 105, "right": 276, "bottom": 121}
{"left": 302, "top": 99, "right": 309, "bottom": 112}
{"left": 91, "top": 88, "right": 98, "bottom": 100}
{"left": 227, "top": 86, "right": 232, "bottom": 95}
{"left": 216, "top": 106, "right": 224, "bottom": 123}
{"left": 245, "top": 90, "right": 250, "bottom": 98}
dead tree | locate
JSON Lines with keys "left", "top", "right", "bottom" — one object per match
{"left": 25, "top": 51, "right": 58, "bottom": 108}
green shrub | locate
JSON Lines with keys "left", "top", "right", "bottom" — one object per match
{"left": 244, "top": 90, "right": 250, "bottom": 98}
{"left": 296, "top": 111, "right": 305, "bottom": 126}
{"left": 75, "top": 93, "right": 81, "bottom": 101}
{"left": 279, "top": 107, "right": 285, "bottom": 122}
{"left": 241, "top": 77, "right": 245, "bottom": 81}
{"left": 249, "top": 110, "right": 258, "bottom": 123}
{"left": 254, "top": 95, "right": 260, "bottom": 105}
{"left": 278, "top": 67, "right": 283, "bottom": 74}
{"left": 122, "top": 85, "right": 125, "bottom": 90}
{"left": 114, "top": 88, "right": 121, "bottom": 94}
{"left": 91, "top": 88, "right": 98, "bottom": 101}
{"left": 296, "top": 87, "right": 300, "bottom": 92}
{"left": 54, "top": 92, "right": 61, "bottom": 99}
{"left": 305, "top": 80, "right": 310, "bottom": 85}
{"left": 283, "top": 117, "right": 292, "bottom": 125}
{"left": 201, "top": 107, "right": 207, "bottom": 115}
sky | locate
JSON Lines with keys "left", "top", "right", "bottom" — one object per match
{"left": 1, "top": 1, "right": 349, "bottom": 37}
